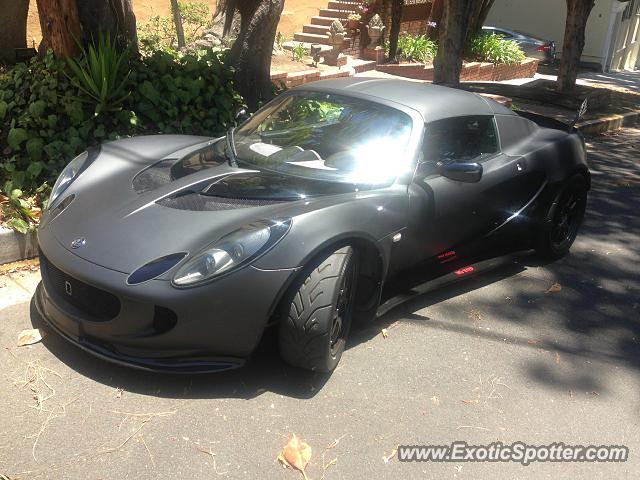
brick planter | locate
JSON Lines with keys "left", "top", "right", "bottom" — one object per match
{"left": 375, "top": 58, "right": 540, "bottom": 83}
{"left": 375, "top": 63, "right": 435, "bottom": 81}
{"left": 270, "top": 60, "right": 377, "bottom": 89}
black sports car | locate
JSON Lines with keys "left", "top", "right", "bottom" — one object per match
{"left": 34, "top": 78, "right": 590, "bottom": 373}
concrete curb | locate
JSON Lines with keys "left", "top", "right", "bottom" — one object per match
{"left": 577, "top": 110, "right": 640, "bottom": 135}
{"left": 0, "top": 228, "right": 38, "bottom": 265}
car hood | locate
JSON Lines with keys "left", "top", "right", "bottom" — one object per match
{"left": 39, "top": 135, "right": 367, "bottom": 274}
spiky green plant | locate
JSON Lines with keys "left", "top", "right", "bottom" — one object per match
{"left": 291, "top": 42, "right": 307, "bottom": 63}
{"left": 467, "top": 33, "right": 526, "bottom": 65}
{"left": 397, "top": 34, "right": 438, "bottom": 64}
{"left": 66, "top": 33, "right": 132, "bottom": 115}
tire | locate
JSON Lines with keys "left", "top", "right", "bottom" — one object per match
{"left": 278, "top": 246, "right": 358, "bottom": 372}
{"left": 535, "top": 174, "right": 588, "bottom": 260}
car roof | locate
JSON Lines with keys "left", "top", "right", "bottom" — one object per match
{"left": 297, "top": 77, "right": 514, "bottom": 122}
{"left": 483, "top": 25, "right": 547, "bottom": 42}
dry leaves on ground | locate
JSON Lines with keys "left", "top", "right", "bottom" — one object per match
{"left": 16, "top": 328, "right": 46, "bottom": 347}
{"left": 278, "top": 434, "right": 312, "bottom": 479}
{"left": 545, "top": 282, "right": 562, "bottom": 294}
{"left": 382, "top": 447, "right": 397, "bottom": 464}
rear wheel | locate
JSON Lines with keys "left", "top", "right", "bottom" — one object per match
{"left": 278, "top": 246, "right": 357, "bottom": 372}
{"left": 535, "top": 174, "right": 588, "bottom": 259}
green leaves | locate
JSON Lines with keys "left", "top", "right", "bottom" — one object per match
{"left": 66, "top": 33, "right": 132, "bottom": 116}
{"left": 139, "top": 80, "right": 161, "bottom": 105}
{"left": 0, "top": 46, "right": 243, "bottom": 233}
{"left": 467, "top": 34, "right": 526, "bottom": 65}
{"left": 28, "top": 100, "right": 47, "bottom": 118}
{"left": 26, "top": 138, "right": 44, "bottom": 161}
{"left": 6, "top": 217, "right": 29, "bottom": 234}
{"left": 7, "top": 128, "right": 28, "bottom": 149}
{"left": 397, "top": 34, "right": 438, "bottom": 64}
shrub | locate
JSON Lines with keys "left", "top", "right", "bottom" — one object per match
{"left": 66, "top": 33, "right": 132, "bottom": 116}
{"left": 0, "top": 48, "right": 243, "bottom": 230}
{"left": 467, "top": 33, "right": 526, "bottom": 65}
{"left": 138, "top": 1, "right": 214, "bottom": 55}
{"left": 126, "top": 49, "right": 242, "bottom": 135}
{"left": 0, "top": 52, "right": 97, "bottom": 196}
{"left": 397, "top": 33, "right": 438, "bottom": 64}
{"left": 291, "top": 43, "right": 306, "bottom": 63}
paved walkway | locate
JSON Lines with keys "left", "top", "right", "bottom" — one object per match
{"left": 499, "top": 70, "right": 640, "bottom": 94}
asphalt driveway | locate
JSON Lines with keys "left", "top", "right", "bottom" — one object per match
{"left": 0, "top": 129, "right": 638, "bottom": 480}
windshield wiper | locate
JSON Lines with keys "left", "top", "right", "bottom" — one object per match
{"left": 225, "top": 127, "right": 238, "bottom": 167}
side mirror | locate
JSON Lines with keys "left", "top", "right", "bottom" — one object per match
{"left": 235, "top": 108, "right": 250, "bottom": 124}
{"left": 439, "top": 162, "right": 483, "bottom": 183}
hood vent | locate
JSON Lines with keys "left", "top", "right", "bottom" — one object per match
{"left": 132, "top": 159, "right": 175, "bottom": 194}
{"left": 157, "top": 192, "right": 285, "bottom": 211}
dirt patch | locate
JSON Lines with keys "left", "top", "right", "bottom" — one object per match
{"left": 25, "top": 0, "right": 316, "bottom": 46}
{"left": 271, "top": 50, "right": 341, "bottom": 74}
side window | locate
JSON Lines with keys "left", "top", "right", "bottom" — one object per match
{"left": 423, "top": 115, "right": 499, "bottom": 164}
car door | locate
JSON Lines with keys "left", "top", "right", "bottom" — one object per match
{"left": 399, "top": 115, "right": 526, "bottom": 266}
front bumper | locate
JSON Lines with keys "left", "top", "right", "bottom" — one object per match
{"left": 35, "top": 240, "right": 295, "bottom": 373}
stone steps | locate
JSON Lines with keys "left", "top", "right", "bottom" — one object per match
{"left": 303, "top": 24, "right": 331, "bottom": 35}
{"left": 327, "top": 1, "right": 361, "bottom": 11}
{"left": 310, "top": 16, "right": 340, "bottom": 27}
{"left": 319, "top": 8, "right": 352, "bottom": 19}
{"left": 293, "top": 32, "right": 351, "bottom": 47}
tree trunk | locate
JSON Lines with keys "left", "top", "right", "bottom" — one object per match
{"left": 433, "top": 0, "right": 473, "bottom": 86}
{"left": 0, "top": 0, "right": 30, "bottom": 63}
{"left": 221, "top": 0, "right": 285, "bottom": 110}
{"left": 387, "top": 0, "right": 404, "bottom": 62}
{"left": 36, "top": 0, "right": 82, "bottom": 57}
{"left": 557, "top": 0, "right": 595, "bottom": 92}
{"left": 171, "top": 0, "right": 186, "bottom": 49}
{"left": 466, "top": 0, "right": 495, "bottom": 44}
{"left": 76, "top": 0, "right": 138, "bottom": 53}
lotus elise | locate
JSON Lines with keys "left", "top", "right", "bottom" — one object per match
{"left": 35, "top": 78, "right": 590, "bottom": 373}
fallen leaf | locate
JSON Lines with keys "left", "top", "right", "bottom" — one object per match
{"left": 546, "top": 282, "right": 562, "bottom": 294}
{"left": 278, "top": 434, "right": 311, "bottom": 479}
{"left": 382, "top": 447, "right": 397, "bottom": 464}
{"left": 16, "top": 328, "right": 46, "bottom": 347}
{"left": 430, "top": 395, "right": 440, "bottom": 406}
{"left": 381, "top": 328, "right": 389, "bottom": 338}
{"left": 115, "top": 387, "right": 123, "bottom": 398}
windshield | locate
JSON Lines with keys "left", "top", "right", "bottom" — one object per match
{"left": 232, "top": 92, "right": 413, "bottom": 185}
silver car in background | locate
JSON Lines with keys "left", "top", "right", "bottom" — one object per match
{"left": 482, "top": 26, "right": 557, "bottom": 64}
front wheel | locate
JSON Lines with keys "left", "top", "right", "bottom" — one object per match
{"left": 278, "top": 246, "right": 358, "bottom": 372}
{"left": 535, "top": 174, "right": 588, "bottom": 260}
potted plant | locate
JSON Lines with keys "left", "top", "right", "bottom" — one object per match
{"left": 347, "top": 13, "right": 361, "bottom": 30}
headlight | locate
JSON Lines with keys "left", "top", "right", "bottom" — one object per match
{"left": 47, "top": 151, "right": 89, "bottom": 208}
{"left": 172, "top": 219, "right": 292, "bottom": 287}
